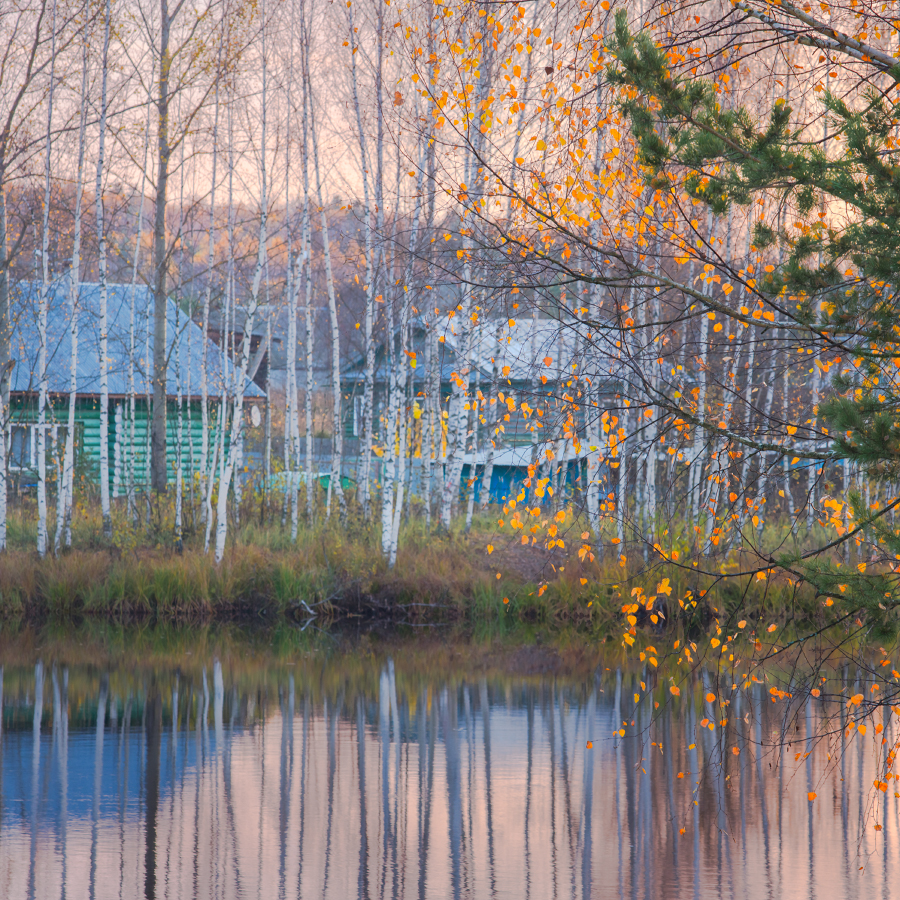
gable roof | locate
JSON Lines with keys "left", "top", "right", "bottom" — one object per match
{"left": 7, "top": 279, "right": 263, "bottom": 399}
{"left": 342, "top": 315, "right": 621, "bottom": 388}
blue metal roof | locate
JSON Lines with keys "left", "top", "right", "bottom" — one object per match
{"left": 8, "top": 279, "right": 263, "bottom": 399}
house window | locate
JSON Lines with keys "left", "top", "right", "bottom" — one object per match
{"left": 8, "top": 424, "right": 70, "bottom": 470}
{"left": 9, "top": 424, "right": 34, "bottom": 470}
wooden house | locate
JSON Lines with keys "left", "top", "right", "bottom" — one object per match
{"left": 5, "top": 280, "right": 264, "bottom": 493}
{"left": 341, "top": 315, "right": 620, "bottom": 503}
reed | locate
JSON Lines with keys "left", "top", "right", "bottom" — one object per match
{"left": 0, "top": 498, "right": 824, "bottom": 631}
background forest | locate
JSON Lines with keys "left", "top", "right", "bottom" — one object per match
{"left": 0, "top": 0, "right": 898, "bottom": 657}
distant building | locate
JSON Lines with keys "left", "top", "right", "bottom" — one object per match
{"left": 6, "top": 280, "right": 263, "bottom": 492}
{"left": 341, "top": 315, "right": 621, "bottom": 503}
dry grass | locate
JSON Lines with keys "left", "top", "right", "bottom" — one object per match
{"left": 0, "top": 494, "right": 817, "bottom": 632}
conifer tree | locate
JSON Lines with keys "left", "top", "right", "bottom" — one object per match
{"left": 606, "top": 9, "right": 900, "bottom": 622}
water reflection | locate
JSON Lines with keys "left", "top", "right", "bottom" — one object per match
{"left": 0, "top": 640, "right": 897, "bottom": 899}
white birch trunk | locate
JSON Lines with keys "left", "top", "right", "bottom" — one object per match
{"left": 128, "top": 74, "right": 153, "bottom": 527}
{"left": 308, "top": 94, "right": 344, "bottom": 519}
{"left": 213, "top": 85, "right": 237, "bottom": 556}
{"left": 641, "top": 262, "right": 659, "bottom": 546}
{"left": 287, "top": 253, "right": 299, "bottom": 538}
{"left": 386, "top": 137, "right": 425, "bottom": 562}
{"left": 689, "top": 210, "right": 717, "bottom": 531}
{"left": 380, "top": 297, "right": 398, "bottom": 557}
{"left": 203, "top": 404, "right": 221, "bottom": 553}
{"left": 200, "top": 59, "right": 222, "bottom": 527}
{"left": 95, "top": 0, "right": 112, "bottom": 539}
{"left": 0, "top": 191, "right": 7, "bottom": 551}
{"left": 303, "top": 222, "right": 315, "bottom": 521}
{"left": 753, "top": 376, "right": 778, "bottom": 539}
{"left": 710, "top": 222, "right": 752, "bottom": 552}
{"left": 439, "top": 330, "right": 467, "bottom": 530}
{"left": 37, "top": 0, "right": 58, "bottom": 557}
{"left": 214, "top": 11, "right": 269, "bottom": 562}
{"left": 283, "top": 24, "right": 300, "bottom": 538}
{"left": 56, "top": 19, "right": 89, "bottom": 553}
{"left": 616, "top": 405, "right": 628, "bottom": 547}
{"left": 144, "top": 262, "right": 152, "bottom": 529}
{"left": 174, "top": 303, "right": 183, "bottom": 549}
{"left": 782, "top": 364, "right": 796, "bottom": 520}
{"left": 585, "top": 282, "right": 603, "bottom": 535}
{"left": 264, "top": 276, "right": 272, "bottom": 504}
{"left": 348, "top": 0, "right": 377, "bottom": 518}
{"left": 281, "top": 46, "right": 294, "bottom": 532}
{"left": 479, "top": 323, "right": 503, "bottom": 509}
{"left": 299, "top": 40, "right": 315, "bottom": 521}
{"left": 464, "top": 401, "right": 478, "bottom": 534}
{"left": 422, "top": 322, "right": 436, "bottom": 528}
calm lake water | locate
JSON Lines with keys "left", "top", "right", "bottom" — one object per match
{"left": 0, "top": 624, "right": 896, "bottom": 899}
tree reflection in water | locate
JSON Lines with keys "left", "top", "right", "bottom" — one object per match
{"left": 0, "top": 640, "right": 898, "bottom": 899}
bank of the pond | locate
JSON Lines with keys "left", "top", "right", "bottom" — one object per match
{"left": 0, "top": 527, "right": 824, "bottom": 632}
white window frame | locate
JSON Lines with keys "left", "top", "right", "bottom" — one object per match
{"left": 8, "top": 423, "right": 69, "bottom": 471}
{"left": 353, "top": 395, "right": 364, "bottom": 437}
{"left": 8, "top": 423, "right": 36, "bottom": 470}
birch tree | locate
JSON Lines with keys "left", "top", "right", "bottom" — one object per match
{"left": 0, "top": 1, "right": 89, "bottom": 551}
{"left": 127, "top": 80, "right": 153, "bottom": 526}
{"left": 302, "top": 186, "right": 315, "bottom": 521}
{"left": 55, "top": 7, "right": 90, "bottom": 554}
{"left": 304, "top": 21, "right": 344, "bottom": 521}
{"left": 214, "top": 1, "right": 269, "bottom": 563}
{"left": 283, "top": 3, "right": 300, "bottom": 539}
{"left": 200, "top": 39, "right": 224, "bottom": 527}
{"left": 37, "top": 0, "right": 59, "bottom": 558}
{"left": 95, "top": 0, "right": 111, "bottom": 538}
{"left": 347, "top": 0, "right": 377, "bottom": 519}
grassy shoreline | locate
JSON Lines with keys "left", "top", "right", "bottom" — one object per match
{"left": 0, "top": 499, "right": 830, "bottom": 635}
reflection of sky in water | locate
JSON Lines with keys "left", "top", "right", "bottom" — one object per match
{"left": 0, "top": 660, "right": 898, "bottom": 899}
